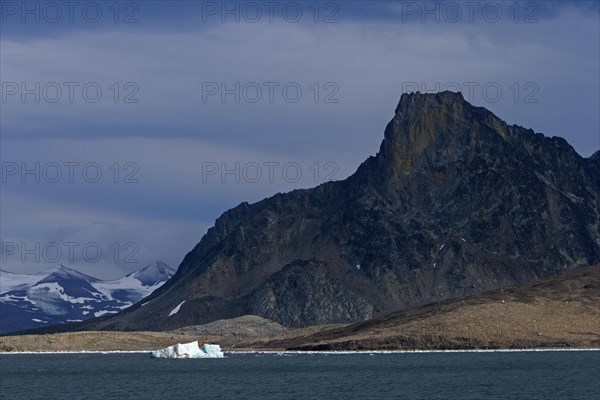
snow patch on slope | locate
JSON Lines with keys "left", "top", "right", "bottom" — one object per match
{"left": 169, "top": 301, "right": 185, "bottom": 317}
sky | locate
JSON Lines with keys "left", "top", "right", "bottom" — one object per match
{"left": 1, "top": 0, "right": 599, "bottom": 279}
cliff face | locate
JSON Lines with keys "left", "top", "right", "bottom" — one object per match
{"left": 79, "top": 91, "right": 600, "bottom": 331}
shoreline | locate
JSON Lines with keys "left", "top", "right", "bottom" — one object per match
{"left": 2, "top": 348, "right": 599, "bottom": 355}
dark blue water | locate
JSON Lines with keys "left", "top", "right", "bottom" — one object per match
{"left": 1, "top": 350, "right": 599, "bottom": 399}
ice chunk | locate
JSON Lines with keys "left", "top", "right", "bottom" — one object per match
{"left": 150, "top": 342, "right": 224, "bottom": 359}
{"left": 202, "top": 344, "right": 224, "bottom": 357}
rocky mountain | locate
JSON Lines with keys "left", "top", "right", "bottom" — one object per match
{"left": 61, "top": 91, "right": 600, "bottom": 332}
{"left": 0, "top": 262, "right": 175, "bottom": 334}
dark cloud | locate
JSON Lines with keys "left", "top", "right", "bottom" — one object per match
{"left": 1, "top": 1, "right": 598, "bottom": 278}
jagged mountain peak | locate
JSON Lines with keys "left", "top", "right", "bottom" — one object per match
{"left": 373, "top": 91, "right": 511, "bottom": 182}
{"left": 395, "top": 90, "right": 466, "bottom": 113}
{"left": 45, "top": 93, "right": 600, "bottom": 332}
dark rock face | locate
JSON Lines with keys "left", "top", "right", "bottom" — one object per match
{"left": 81, "top": 91, "right": 600, "bottom": 331}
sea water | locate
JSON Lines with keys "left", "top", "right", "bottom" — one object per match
{"left": 0, "top": 350, "right": 598, "bottom": 399}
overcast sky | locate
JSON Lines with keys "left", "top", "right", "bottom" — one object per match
{"left": 1, "top": 1, "right": 598, "bottom": 279}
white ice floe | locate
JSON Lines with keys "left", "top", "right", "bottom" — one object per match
{"left": 168, "top": 300, "right": 185, "bottom": 316}
{"left": 150, "top": 342, "right": 224, "bottom": 359}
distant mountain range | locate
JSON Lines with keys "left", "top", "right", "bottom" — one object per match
{"left": 0, "top": 262, "right": 175, "bottom": 334}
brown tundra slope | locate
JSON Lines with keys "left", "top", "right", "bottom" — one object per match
{"left": 41, "top": 91, "right": 599, "bottom": 333}
{"left": 269, "top": 264, "right": 600, "bottom": 350}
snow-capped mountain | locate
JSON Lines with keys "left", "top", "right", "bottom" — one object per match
{"left": 0, "top": 262, "right": 176, "bottom": 334}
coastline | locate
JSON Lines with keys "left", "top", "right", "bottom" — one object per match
{"left": 2, "top": 348, "right": 599, "bottom": 355}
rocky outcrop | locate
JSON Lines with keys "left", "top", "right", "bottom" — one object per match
{"left": 70, "top": 91, "right": 600, "bottom": 331}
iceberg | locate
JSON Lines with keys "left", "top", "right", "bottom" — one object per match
{"left": 150, "top": 341, "right": 224, "bottom": 359}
